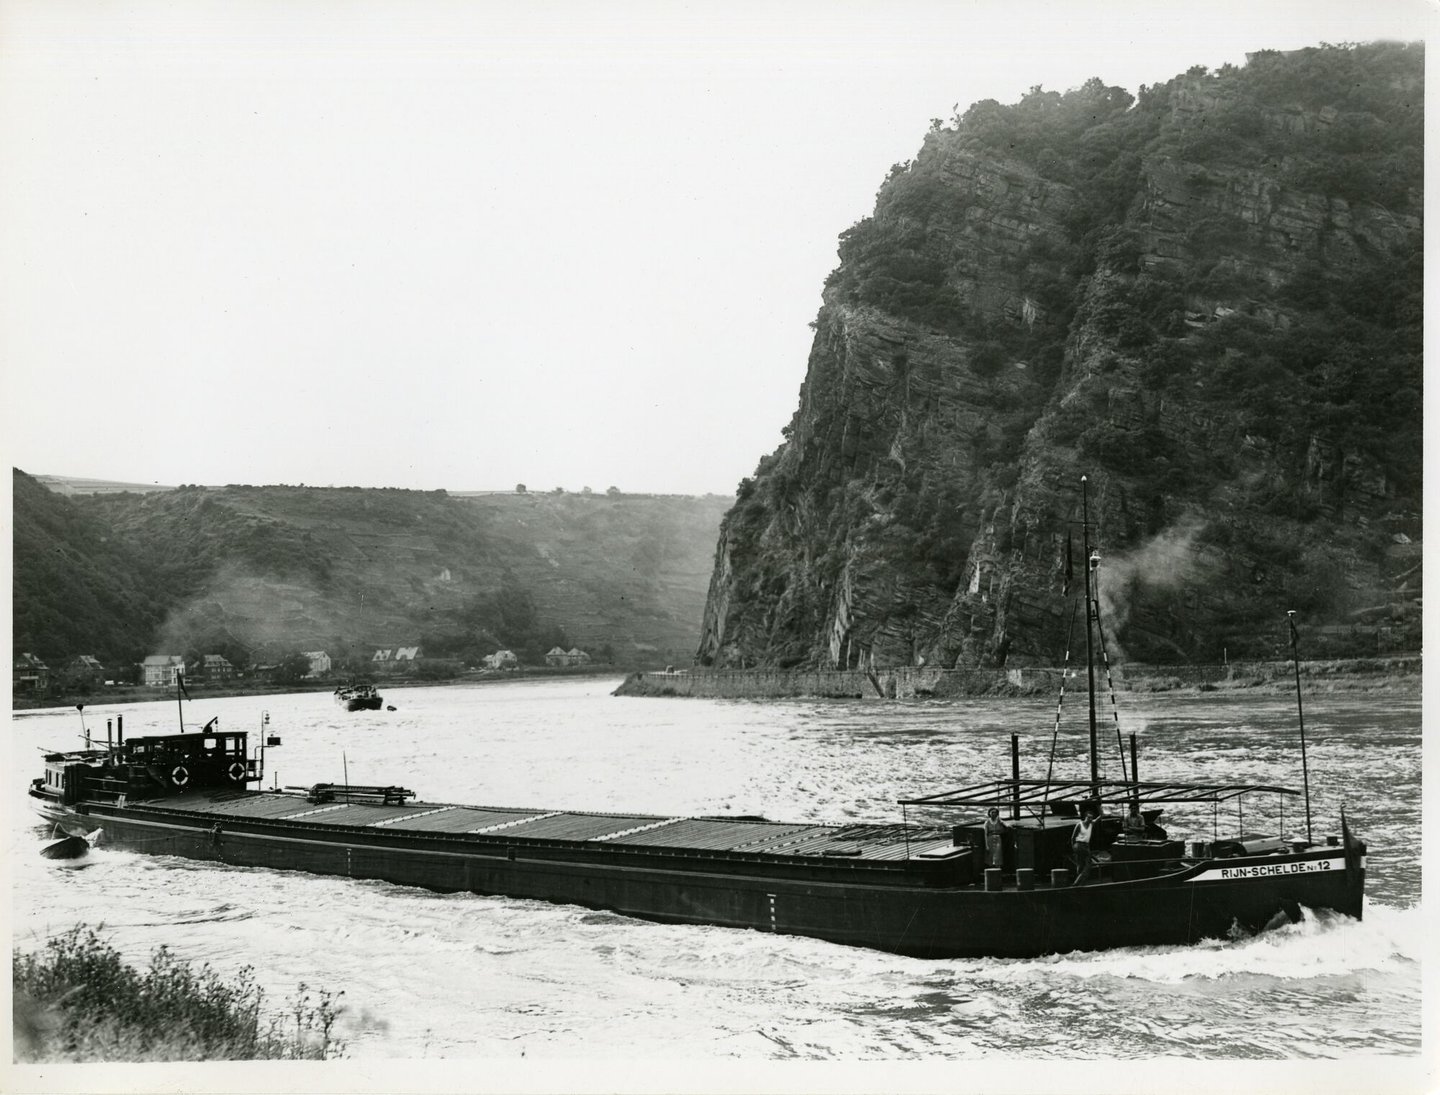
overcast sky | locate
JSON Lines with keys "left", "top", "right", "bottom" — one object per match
{"left": 2, "top": 0, "right": 1433, "bottom": 495}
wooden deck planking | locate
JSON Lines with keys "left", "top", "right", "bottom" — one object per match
{"left": 610, "top": 819, "right": 817, "bottom": 852}
{"left": 154, "top": 792, "right": 315, "bottom": 819}
{"left": 480, "top": 812, "right": 663, "bottom": 841}
{"left": 282, "top": 803, "right": 417, "bottom": 827}
{"left": 379, "top": 806, "right": 530, "bottom": 834}
{"left": 128, "top": 791, "right": 958, "bottom": 864}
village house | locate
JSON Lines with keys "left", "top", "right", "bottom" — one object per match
{"left": 482, "top": 649, "right": 518, "bottom": 670}
{"left": 196, "top": 654, "right": 236, "bottom": 682}
{"left": 302, "top": 651, "right": 333, "bottom": 678}
{"left": 544, "top": 646, "right": 591, "bottom": 667}
{"left": 372, "top": 646, "right": 422, "bottom": 674}
{"left": 142, "top": 654, "right": 185, "bottom": 688}
{"left": 14, "top": 652, "right": 51, "bottom": 695}
{"left": 66, "top": 655, "right": 107, "bottom": 689}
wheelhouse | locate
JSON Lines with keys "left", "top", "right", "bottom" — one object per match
{"left": 32, "top": 727, "right": 261, "bottom": 808}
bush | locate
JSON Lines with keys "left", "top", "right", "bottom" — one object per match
{"left": 13, "top": 925, "right": 345, "bottom": 1062}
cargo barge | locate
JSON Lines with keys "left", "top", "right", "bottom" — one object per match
{"left": 27, "top": 477, "right": 1365, "bottom": 958}
{"left": 29, "top": 712, "right": 1363, "bottom": 959}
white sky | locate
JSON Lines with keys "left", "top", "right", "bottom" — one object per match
{"left": 2, "top": 0, "right": 1434, "bottom": 494}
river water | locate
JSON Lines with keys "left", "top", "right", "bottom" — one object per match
{"left": 8, "top": 678, "right": 1423, "bottom": 1078}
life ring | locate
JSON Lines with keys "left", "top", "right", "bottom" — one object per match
{"left": 171, "top": 766, "right": 189, "bottom": 788}
{"left": 227, "top": 762, "right": 247, "bottom": 783}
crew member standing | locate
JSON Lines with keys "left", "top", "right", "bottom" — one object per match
{"left": 983, "top": 807, "right": 1008, "bottom": 869}
{"left": 1072, "top": 804, "right": 1101, "bottom": 885}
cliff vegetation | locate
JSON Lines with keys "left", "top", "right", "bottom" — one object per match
{"left": 699, "top": 43, "right": 1422, "bottom": 671}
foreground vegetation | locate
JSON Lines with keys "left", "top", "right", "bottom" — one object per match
{"left": 13, "top": 926, "right": 345, "bottom": 1062}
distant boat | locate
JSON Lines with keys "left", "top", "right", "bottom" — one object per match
{"left": 334, "top": 684, "right": 383, "bottom": 712}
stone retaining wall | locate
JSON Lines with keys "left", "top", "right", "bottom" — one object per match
{"left": 613, "top": 656, "right": 1419, "bottom": 700}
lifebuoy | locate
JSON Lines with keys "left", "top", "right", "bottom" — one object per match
{"left": 227, "top": 762, "right": 247, "bottom": 783}
{"left": 171, "top": 766, "right": 189, "bottom": 788}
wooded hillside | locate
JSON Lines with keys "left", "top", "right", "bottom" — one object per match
{"left": 13, "top": 470, "right": 730, "bottom": 675}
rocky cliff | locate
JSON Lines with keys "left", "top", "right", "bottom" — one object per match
{"left": 698, "top": 44, "right": 1422, "bottom": 671}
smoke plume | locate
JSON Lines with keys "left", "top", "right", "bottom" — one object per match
{"left": 1092, "top": 516, "right": 1209, "bottom": 662}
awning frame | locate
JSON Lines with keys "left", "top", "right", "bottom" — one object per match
{"left": 898, "top": 777, "right": 1300, "bottom": 810}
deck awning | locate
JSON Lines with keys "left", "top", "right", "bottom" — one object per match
{"left": 898, "top": 778, "right": 1300, "bottom": 809}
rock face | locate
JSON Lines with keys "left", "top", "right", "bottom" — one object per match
{"left": 699, "top": 44, "right": 1422, "bottom": 670}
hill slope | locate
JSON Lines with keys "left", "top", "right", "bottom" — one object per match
{"left": 698, "top": 43, "right": 1422, "bottom": 670}
{"left": 13, "top": 472, "right": 730, "bottom": 671}
{"left": 13, "top": 469, "right": 170, "bottom": 669}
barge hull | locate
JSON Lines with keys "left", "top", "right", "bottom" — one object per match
{"left": 56, "top": 800, "right": 1363, "bottom": 959}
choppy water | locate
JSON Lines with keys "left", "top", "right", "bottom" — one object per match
{"left": 10, "top": 678, "right": 1422, "bottom": 1064}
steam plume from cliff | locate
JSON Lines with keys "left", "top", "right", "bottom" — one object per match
{"left": 1093, "top": 516, "right": 1208, "bottom": 663}
{"left": 156, "top": 564, "right": 349, "bottom": 659}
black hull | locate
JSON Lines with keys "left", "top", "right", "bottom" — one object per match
{"left": 31, "top": 790, "right": 1364, "bottom": 959}
{"left": 334, "top": 690, "right": 384, "bottom": 711}
{"left": 39, "top": 834, "right": 91, "bottom": 861}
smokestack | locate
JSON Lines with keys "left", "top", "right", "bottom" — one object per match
{"left": 117, "top": 715, "right": 124, "bottom": 747}
{"left": 107, "top": 719, "right": 113, "bottom": 749}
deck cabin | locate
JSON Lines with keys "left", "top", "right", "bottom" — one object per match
{"left": 38, "top": 728, "right": 260, "bottom": 806}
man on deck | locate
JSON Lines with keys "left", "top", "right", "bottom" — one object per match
{"left": 1072, "top": 803, "right": 1101, "bottom": 885}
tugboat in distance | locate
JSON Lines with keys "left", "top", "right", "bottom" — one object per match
{"left": 334, "top": 683, "right": 383, "bottom": 712}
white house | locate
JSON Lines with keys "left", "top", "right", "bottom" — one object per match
{"left": 544, "top": 646, "right": 591, "bottom": 667}
{"left": 483, "top": 649, "right": 518, "bottom": 670}
{"left": 302, "top": 651, "right": 332, "bottom": 678}
{"left": 142, "top": 654, "right": 185, "bottom": 687}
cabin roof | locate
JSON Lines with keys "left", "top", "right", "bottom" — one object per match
{"left": 130, "top": 730, "right": 247, "bottom": 747}
{"left": 898, "top": 777, "right": 1301, "bottom": 809}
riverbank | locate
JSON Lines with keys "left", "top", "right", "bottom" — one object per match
{"left": 10, "top": 665, "right": 629, "bottom": 712}
{"left": 613, "top": 655, "right": 1422, "bottom": 701}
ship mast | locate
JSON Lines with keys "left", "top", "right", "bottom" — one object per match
{"left": 1081, "top": 476, "right": 1099, "bottom": 795}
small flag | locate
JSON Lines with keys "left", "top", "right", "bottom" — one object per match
{"left": 1062, "top": 531, "right": 1074, "bottom": 596}
{"left": 177, "top": 671, "right": 191, "bottom": 700}
{"left": 1286, "top": 611, "right": 1299, "bottom": 645}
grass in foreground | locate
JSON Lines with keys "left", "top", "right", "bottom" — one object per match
{"left": 13, "top": 925, "right": 345, "bottom": 1062}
